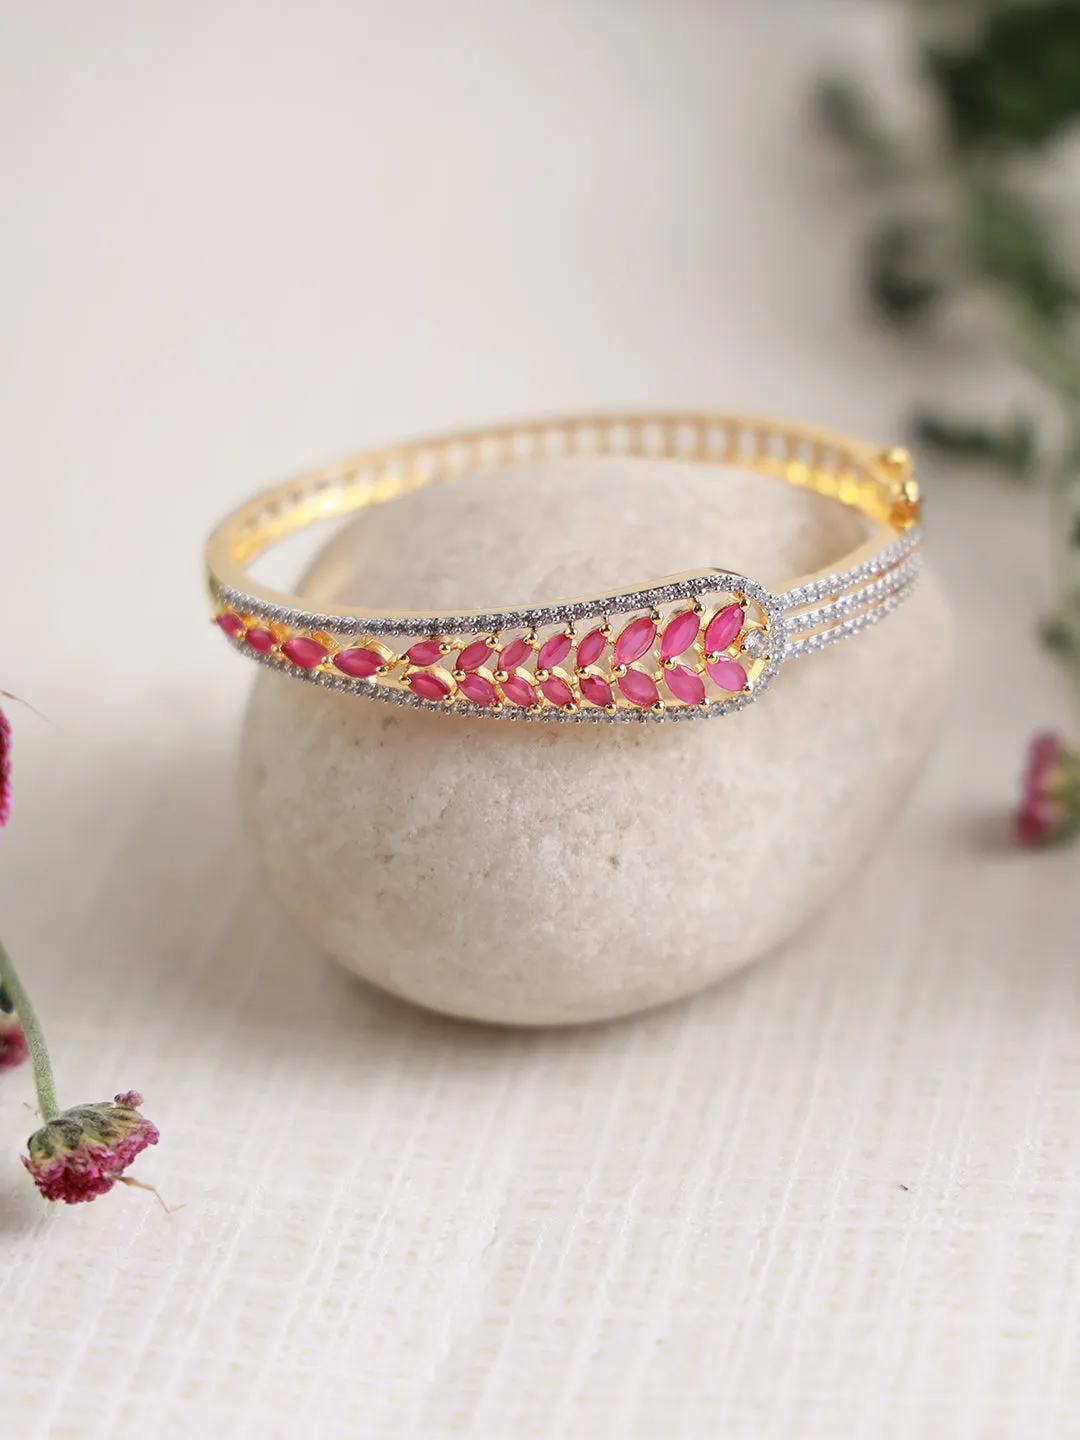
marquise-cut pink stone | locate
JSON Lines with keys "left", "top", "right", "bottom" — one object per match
{"left": 664, "top": 664, "right": 706, "bottom": 705}
{"left": 408, "top": 672, "right": 450, "bottom": 701}
{"left": 580, "top": 674, "right": 614, "bottom": 708}
{"left": 537, "top": 632, "right": 572, "bottom": 670}
{"left": 406, "top": 639, "right": 443, "bottom": 667}
{"left": 333, "top": 647, "right": 381, "bottom": 678}
{"left": 458, "top": 673, "right": 498, "bottom": 707}
{"left": 539, "top": 675, "right": 575, "bottom": 708}
{"left": 576, "top": 628, "right": 607, "bottom": 669}
{"left": 707, "top": 657, "right": 748, "bottom": 692}
{"left": 457, "top": 640, "right": 493, "bottom": 672}
{"left": 216, "top": 612, "right": 245, "bottom": 639}
{"left": 618, "top": 668, "right": 660, "bottom": 708}
{"left": 704, "top": 603, "right": 743, "bottom": 656}
{"left": 500, "top": 674, "right": 537, "bottom": 707}
{"left": 498, "top": 637, "right": 532, "bottom": 670}
{"left": 245, "top": 627, "right": 276, "bottom": 654}
{"left": 281, "top": 636, "right": 327, "bottom": 669}
{"left": 661, "top": 609, "right": 700, "bottom": 660}
{"left": 614, "top": 616, "right": 657, "bottom": 666}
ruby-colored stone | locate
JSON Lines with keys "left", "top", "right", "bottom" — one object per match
{"left": 614, "top": 616, "right": 657, "bottom": 666}
{"left": 408, "top": 672, "right": 451, "bottom": 701}
{"left": 457, "top": 640, "right": 493, "bottom": 672}
{"left": 707, "top": 657, "right": 748, "bottom": 692}
{"left": 500, "top": 674, "right": 538, "bottom": 707}
{"left": 216, "top": 612, "right": 245, "bottom": 639}
{"left": 661, "top": 609, "right": 700, "bottom": 661}
{"left": 664, "top": 664, "right": 706, "bottom": 705}
{"left": 281, "top": 636, "right": 327, "bottom": 669}
{"left": 537, "top": 631, "right": 572, "bottom": 671}
{"left": 246, "top": 627, "right": 276, "bottom": 654}
{"left": 334, "top": 647, "right": 382, "bottom": 678}
{"left": 618, "top": 669, "right": 660, "bottom": 708}
{"left": 576, "top": 628, "right": 607, "bottom": 669}
{"left": 406, "top": 639, "right": 443, "bottom": 667}
{"left": 580, "top": 675, "right": 614, "bottom": 708}
{"left": 499, "top": 637, "right": 532, "bottom": 670}
{"left": 704, "top": 603, "right": 743, "bottom": 656}
{"left": 539, "top": 675, "right": 575, "bottom": 708}
{"left": 458, "top": 673, "right": 498, "bottom": 707}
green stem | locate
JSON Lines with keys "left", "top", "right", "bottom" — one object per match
{"left": 0, "top": 937, "right": 58, "bottom": 1120}
{"left": 1047, "top": 426, "right": 1080, "bottom": 714}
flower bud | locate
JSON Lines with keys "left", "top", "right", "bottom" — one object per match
{"left": 23, "top": 1091, "right": 159, "bottom": 1204}
{"left": 0, "top": 1012, "right": 28, "bottom": 1070}
{"left": 1017, "top": 732, "right": 1080, "bottom": 846}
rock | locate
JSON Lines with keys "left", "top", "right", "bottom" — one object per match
{"left": 239, "top": 458, "right": 951, "bottom": 1025}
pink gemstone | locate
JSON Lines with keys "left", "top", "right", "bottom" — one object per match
{"left": 704, "top": 603, "right": 743, "bottom": 656}
{"left": 707, "top": 657, "right": 748, "bottom": 692}
{"left": 661, "top": 609, "right": 700, "bottom": 661}
{"left": 458, "top": 673, "right": 498, "bottom": 707}
{"left": 500, "top": 674, "right": 538, "bottom": 708}
{"left": 499, "top": 637, "right": 532, "bottom": 670}
{"left": 216, "top": 612, "right": 245, "bottom": 639}
{"left": 537, "top": 631, "right": 572, "bottom": 671}
{"left": 406, "top": 639, "right": 443, "bottom": 667}
{"left": 618, "top": 669, "right": 660, "bottom": 708}
{"left": 408, "top": 672, "right": 451, "bottom": 701}
{"left": 246, "top": 627, "right": 276, "bottom": 654}
{"left": 576, "top": 628, "right": 607, "bottom": 669}
{"left": 580, "top": 674, "right": 614, "bottom": 708}
{"left": 614, "top": 616, "right": 657, "bottom": 666}
{"left": 539, "top": 675, "right": 575, "bottom": 708}
{"left": 457, "top": 640, "right": 493, "bottom": 672}
{"left": 664, "top": 664, "right": 706, "bottom": 706}
{"left": 334, "top": 647, "right": 382, "bottom": 678}
{"left": 281, "top": 636, "right": 327, "bottom": 669}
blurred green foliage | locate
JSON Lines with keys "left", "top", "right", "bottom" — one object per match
{"left": 925, "top": 1, "right": 1080, "bottom": 150}
{"left": 819, "top": 0, "right": 1080, "bottom": 695}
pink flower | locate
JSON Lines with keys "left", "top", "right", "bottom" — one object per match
{"left": 22, "top": 1091, "right": 160, "bottom": 1204}
{"left": 0, "top": 1011, "right": 28, "bottom": 1070}
{"left": 1017, "top": 732, "right": 1080, "bottom": 846}
{"left": 0, "top": 703, "right": 10, "bottom": 829}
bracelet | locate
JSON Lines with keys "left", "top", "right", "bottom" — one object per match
{"left": 205, "top": 411, "right": 923, "bottom": 724}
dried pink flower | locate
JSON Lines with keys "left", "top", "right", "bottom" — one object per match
{"left": 1017, "top": 731, "right": 1080, "bottom": 846}
{"left": 0, "top": 1011, "right": 28, "bottom": 1070}
{"left": 22, "top": 1091, "right": 160, "bottom": 1204}
{"left": 0, "top": 703, "right": 10, "bottom": 829}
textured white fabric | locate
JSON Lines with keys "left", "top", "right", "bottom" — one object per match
{"left": 1, "top": 3, "right": 1076, "bottom": 1438}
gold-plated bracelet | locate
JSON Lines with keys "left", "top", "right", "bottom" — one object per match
{"left": 205, "top": 411, "right": 922, "bottom": 723}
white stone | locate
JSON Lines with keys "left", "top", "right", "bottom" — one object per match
{"left": 239, "top": 458, "right": 951, "bottom": 1025}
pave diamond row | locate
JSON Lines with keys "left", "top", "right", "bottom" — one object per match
{"left": 776, "top": 528, "right": 922, "bottom": 613}
{"left": 213, "top": 570, "right": 773, "bottom": 641}
{"left": 783, "top": 579, "right": 918, "bottom": 661}
{"left": 784, "top": 552, "right": 923, "bottom": 638}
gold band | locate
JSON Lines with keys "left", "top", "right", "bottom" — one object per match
{"left": 205, "top": 411, "right": 922, "bottom": 722}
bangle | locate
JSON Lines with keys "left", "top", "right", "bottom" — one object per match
{"left": 205, "top": 411, "right": 922, "bottom": 724}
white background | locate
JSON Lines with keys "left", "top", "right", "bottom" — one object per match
{"left": 1, "top": 3, "right": 1077, "bottom": 1437}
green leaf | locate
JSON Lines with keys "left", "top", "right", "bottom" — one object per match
{"left": 867, "top": 219, "right": 945, "bottom": 322}
{"left": 816, "top": 78, "right": 899, "bottom": 176}
{"left": 924, "top": 2, "right": 1080, "bottom": 151}
{"left": 1041, "top": 613, "right": 1078, "bottom": 657}
{"left": 962, "top": 177, "right": 1078, "bottom": 321}
{"left": 913, "top": 410, "right": 1038, "bottom": 477}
